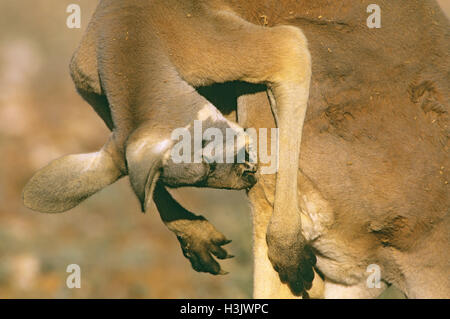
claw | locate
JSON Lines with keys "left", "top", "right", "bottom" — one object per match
{"left": 222, "top": 239, "right": 232, "bottom": 245}
{"left": 218, "top": 269, "right": 229, "bottom": 275}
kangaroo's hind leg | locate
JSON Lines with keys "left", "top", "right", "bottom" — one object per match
{"left": 69, "top": 12, "right": 114, "bottom": 132}
{"left": 164, "top": 7, "right": 313, "bottom": 295}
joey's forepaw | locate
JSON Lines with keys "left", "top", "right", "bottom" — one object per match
{"left": 267, "top": 240, "right": 317, "bottom": 296}
{"left": 170, "top": 218, "right": 233, "bottom": 275}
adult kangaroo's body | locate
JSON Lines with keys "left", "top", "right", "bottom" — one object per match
{"left": 233, "top": 0, "right": 448, "bottom": 298}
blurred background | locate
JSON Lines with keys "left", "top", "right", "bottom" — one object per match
{"left": 0, "top": 1, "right": 448, "bottom": 298}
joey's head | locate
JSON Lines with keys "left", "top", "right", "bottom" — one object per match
{"left": 161, "top": 103, "right": 258, "bottom": 190}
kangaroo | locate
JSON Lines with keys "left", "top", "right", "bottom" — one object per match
{"left": 22, "top": 0, "right": 313, "bottom": 293}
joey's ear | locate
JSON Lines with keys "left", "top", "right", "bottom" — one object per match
{"left": 126, "top": 136, "right": 172, "bottom": 213}
{"left": 23, "top": 149, "right": 123, "bottom": 213}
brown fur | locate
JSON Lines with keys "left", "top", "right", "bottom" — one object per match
{"left": 69, "top": 0, "right": 313, "bottom": 284}
{"left": 24, "top": 0, "right": 449, "bottom": 298}
{"left": 233, "top": 0, "right": 449, "bottom": 298}
{"left": 79, "top": 3, "right": 313, "bottom": 293}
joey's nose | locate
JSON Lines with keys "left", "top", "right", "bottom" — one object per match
{"left": 243, "top": 161, "right": 258, "bottom": 174}
{"left": 241, "top": 150, "right": 259, "bottom": 187}
{"left": 242, "top": 163, "right": 258, "bottom": 186}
